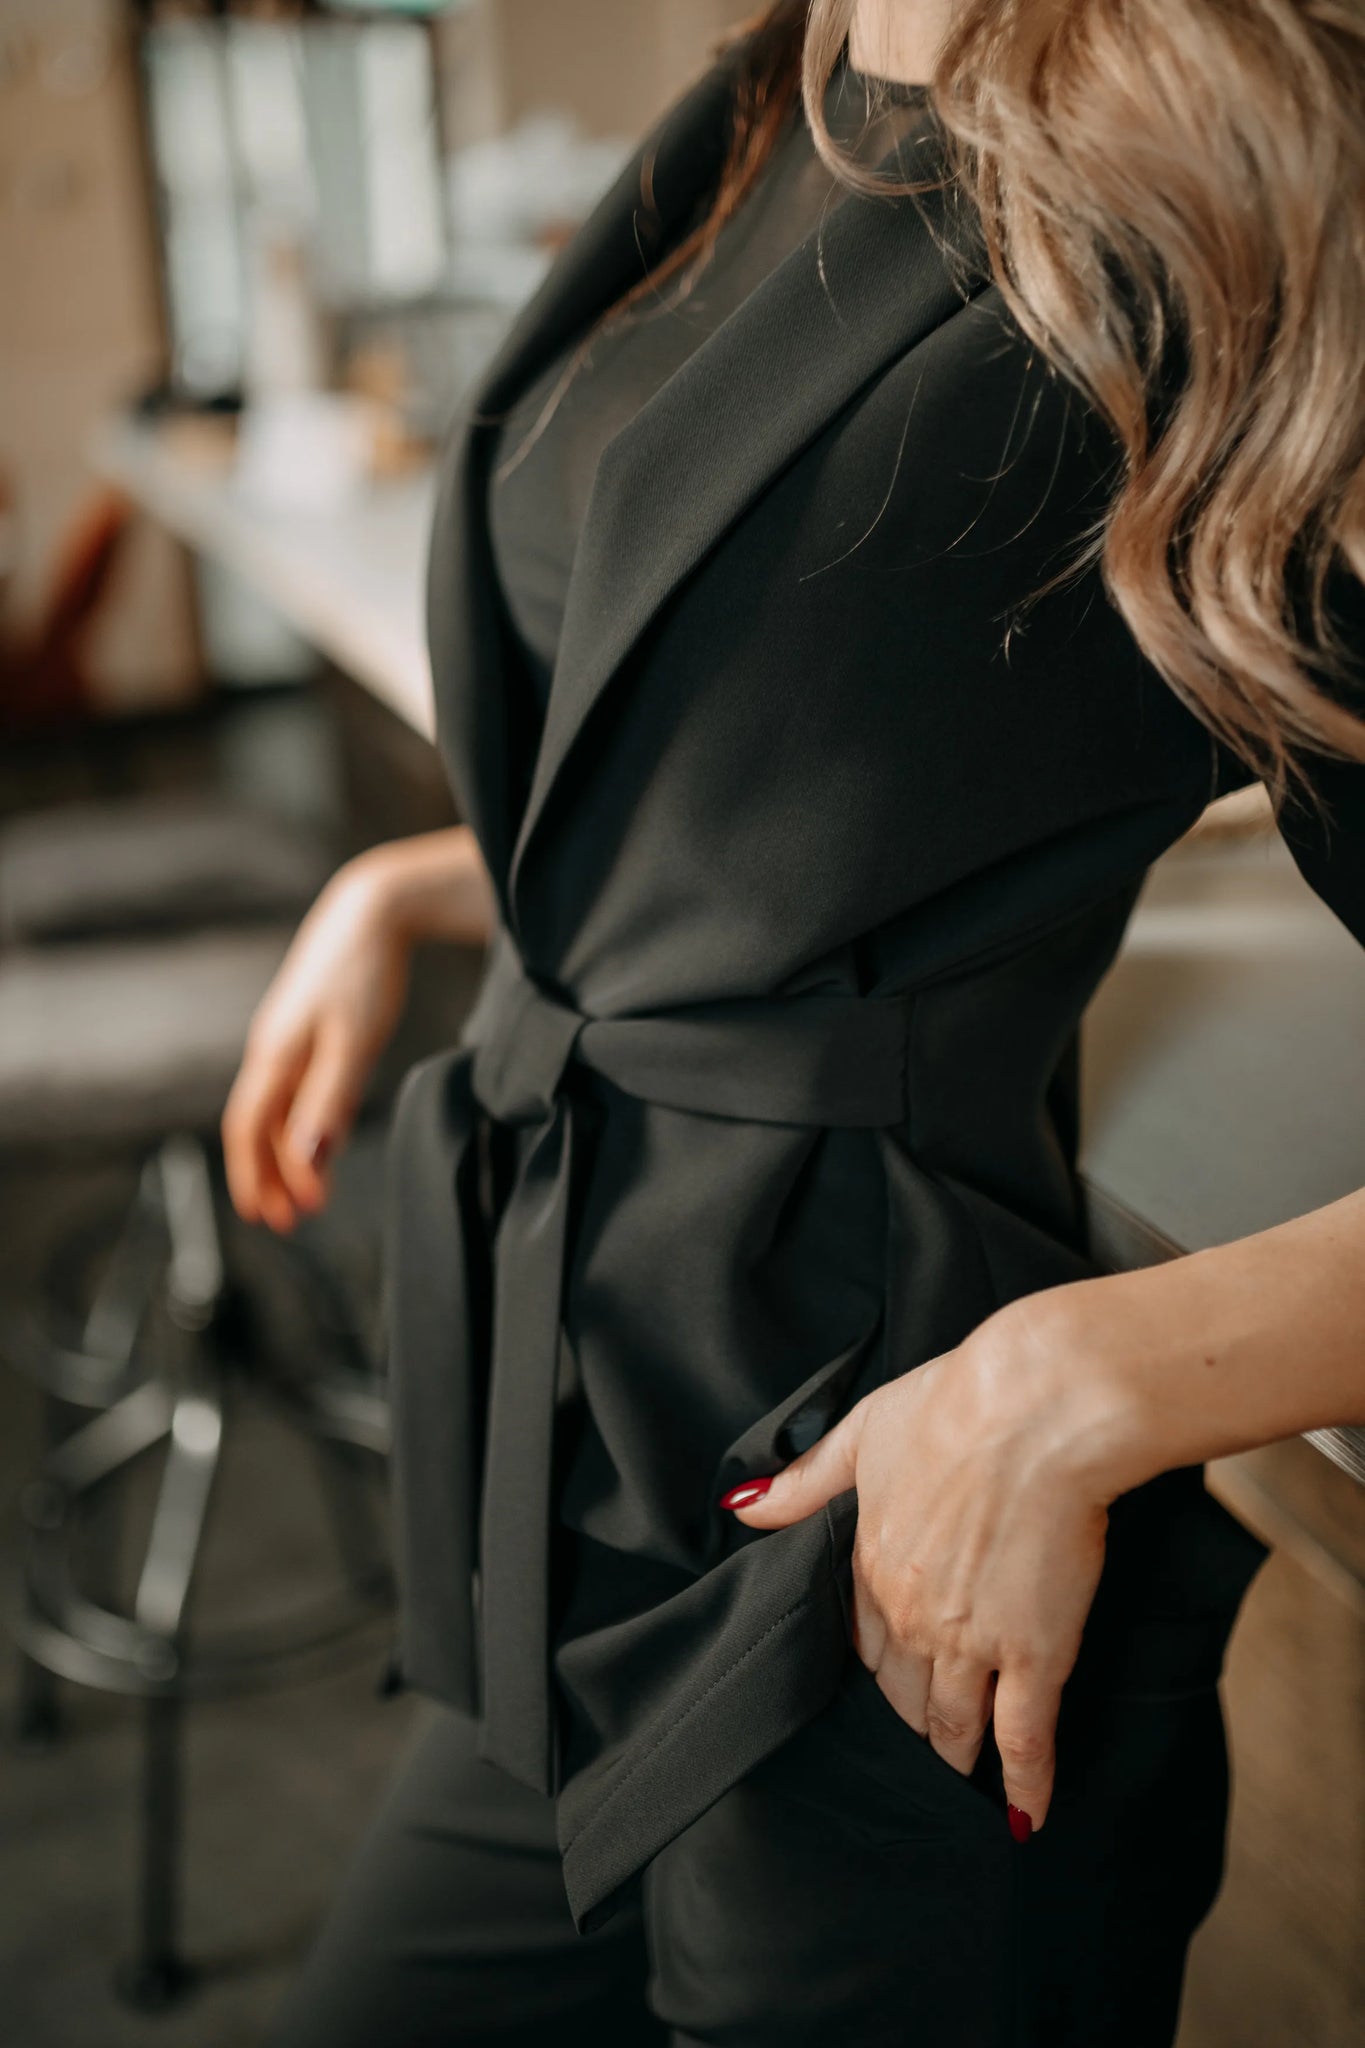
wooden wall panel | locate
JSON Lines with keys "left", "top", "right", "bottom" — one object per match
{"left": 485, "top": 0, "right": 751, "bottom": 140}
{"left": 0, "top": 0, "right": 198, "bottom": 712}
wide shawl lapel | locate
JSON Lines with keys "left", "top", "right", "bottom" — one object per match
{"left": 507, "top": 151, "right": 991, "bottom": 917}
{"left": 426, "top": 51, "right": 993, "bottom": 918}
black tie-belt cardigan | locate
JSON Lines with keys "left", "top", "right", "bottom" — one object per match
{"left": 385, "top": 49, "right": 1365, "bottom": 1933}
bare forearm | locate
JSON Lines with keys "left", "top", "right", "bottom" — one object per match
{"left": 1019, "top": 1186, "right": 1365, "bottom": 1501}
{"left": 355, "top": 826, "right": 496, "bottom": 950}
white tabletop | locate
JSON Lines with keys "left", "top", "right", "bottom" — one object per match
{"left": 95, "top": 413, "right": 438, "bottom": 739}
{"left": 1082, "top": 822, "right": 1365, "bottom": 1250}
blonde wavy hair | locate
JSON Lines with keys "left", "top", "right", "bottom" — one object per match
{"left": 797, "top": 0, "right": 1365, "bottom": 811}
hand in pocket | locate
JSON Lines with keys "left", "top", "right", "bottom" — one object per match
{"left": 721, "top": 1296, "right": 1122, "bottom": 1840}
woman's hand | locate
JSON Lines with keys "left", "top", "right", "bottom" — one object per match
{"left": 222, "top": 827, "right": 495, "bottom": 1232}
{"left": 726, "top": 1180, "right": 1365, "bottom": 1834}
{"left": 222, "top": 857, "right": 413, "bottom": 1232}
{"left": 723, "top": 1297, "right": 1137, "bottom": 1838}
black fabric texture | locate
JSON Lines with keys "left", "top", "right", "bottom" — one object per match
{"left": 267, "top": 1682, "right": 1233, "bottom": 2048}
{"left": 380, "top": 26, "right": 1365, "bottom": 1988}
{"left": 488, "top": 61, "right": 938, "bottom": 709}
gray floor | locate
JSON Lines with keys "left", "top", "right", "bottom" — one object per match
{"left": 0, "top": 1136, "right": 424, "bottom": 2048}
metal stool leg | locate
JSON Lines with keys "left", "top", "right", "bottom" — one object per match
{"left": 15, "top": 1637, "right": 61, "bottom": 1749}
{"left": 12, "top": 1163, "right": 169, "bottom": 1747}
{"left": 122, "top": 1403, "right": 219, "bottom": 2005}
{"left": 14, "top": 1390, "right": 67, "bottom": 1749}
{"left": 113, "top": 1137, "right": 225, "bottom": 2007}
{"left": 11, "top": 1130, "right": 393, "bottom": 2001}
{"left": 115, "top": 1693, "right": 194, "bottom": 2011}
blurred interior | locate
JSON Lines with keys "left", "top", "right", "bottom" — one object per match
{"left": 0, "top": 5, "right": 1362, "bottom": 2044}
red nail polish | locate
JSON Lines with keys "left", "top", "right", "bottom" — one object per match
{"left": 1007, "top": 1804, "right": 1033, "bottom": 1844}
{"left": 719, "top": 1476, "right": 773, "bottom": 1510}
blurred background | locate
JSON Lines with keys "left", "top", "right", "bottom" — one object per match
{"left": 0, "top": 4, "right": 1361, "bottom": 2044}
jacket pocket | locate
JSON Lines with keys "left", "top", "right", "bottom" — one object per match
{"left": 814, "top": 1467, "right": 1265, "bottom": 1846}
{"left": 811, "top": 1487, "right": 1009, "bottom": 1839}
{"left": 835, "top": 1652, "right": 1010, "bottom": 1831}
{"left": 711, "top": 1314, "right": 883, "bottom": 1511}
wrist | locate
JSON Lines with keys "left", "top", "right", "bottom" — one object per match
{"left": 335, "top": 844, "right": 418, "bottom": 945}
{"left": 986, "top": 1283, "right": 1178, "bottom": 1506}
{"left": 347, "top": 828, "right": 493, "bottom": 948}
{"left": 976, "top": 1192, "right": 1365, "bottom": 1505}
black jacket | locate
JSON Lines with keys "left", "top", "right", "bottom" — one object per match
{"left": 385, "top": 50, "right": 1363, "bottom": 1933}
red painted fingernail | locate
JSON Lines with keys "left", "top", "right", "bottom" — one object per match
{"left": 1007, "top": 1804, "right": 1033, "bottom": 1844}
{"left": 719, "top": 1477, "right": 773, "bottom": 1510}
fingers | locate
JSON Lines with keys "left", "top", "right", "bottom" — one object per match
{"left": 223, "top": 1006, "right": 370, "bottom": 1234}
{"left": 871, "top": 1642, "right": 932, "bottom": 1738}
{"left": 720, "top": 1398, "right": 866, "bottom": 1526}
{"left": 852, "top": 1574, "right": 985, "bottom": 1780}
{"left": 277, "top": 1020, "right": 364, "bottom": 1211}
{"left": 856, "top": 1579, "right": 995, "bottom": 1781}
{"left": 851, "top": 1581, "right": 934, "bottom": 1748}
{"left": 879, "top": 1647, "right": 1057, "bottom": 1831}
{"left": 923, "top": 1659, "right": 995, "bottom": 1777}
{"left": 849, "top": 1573, "right": 885, "bottom": 1674}
{"left": 992, "top": 1666, "right": 1062, "bottom": 1837}
{"left": 222, "top": 1034, "right": 305, "bottom": 1233}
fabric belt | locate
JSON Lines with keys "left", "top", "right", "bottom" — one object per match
{"left": 392, "top": 932, "right": 913, "bottom": 1795}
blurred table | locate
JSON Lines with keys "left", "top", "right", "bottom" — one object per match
{"left": 97, "top": 409, "right": 1365, "bottom": 1547}
{"left": 1081, "top": 818, "right": 1365, "bottom": 1567}
{"left": 95, "top": 414, "right": 437, "bottom": 739}
{"left": 1082, "top": 820, "right": 1365, "bottom": 1264}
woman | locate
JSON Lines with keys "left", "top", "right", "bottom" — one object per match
{"left": 227, "top": 2, "right": 1365, "bottom": 2042}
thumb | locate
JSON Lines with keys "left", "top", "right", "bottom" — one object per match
{"left": 720, "top": 1399, "right": 867, "bottom": 1528}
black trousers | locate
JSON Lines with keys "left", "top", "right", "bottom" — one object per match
{"left": 265, "top": 1651, "right": 1232, "bottom": 2047}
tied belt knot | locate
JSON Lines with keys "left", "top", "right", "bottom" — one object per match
{"left": 468, "top": 966, "right": 585, "bottom": 1127}
{"left": 388, "top": 931, "right": 913, "bottom": 1796}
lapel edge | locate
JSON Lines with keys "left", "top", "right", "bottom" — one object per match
{"left": 508, "top": 166, "right": 998, "bottom": 905}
